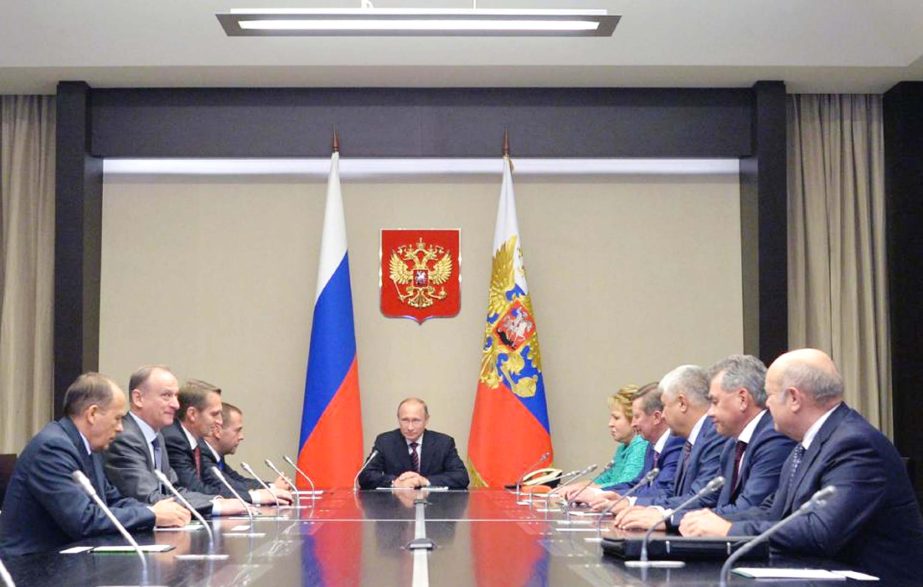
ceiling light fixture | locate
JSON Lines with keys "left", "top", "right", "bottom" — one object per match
{"left": 217, "top": 8, "right": 619, "bottom": 37}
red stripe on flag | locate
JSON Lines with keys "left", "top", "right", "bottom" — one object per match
{"left": 298, "top": 358, "right": 363, "bottom": 489}
{"left": 468, "top": 381, "right": 553, "bottom": 487}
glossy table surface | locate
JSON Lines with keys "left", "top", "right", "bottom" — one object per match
{"left": 2, "top": 490, "right": 866, "bottom": 586}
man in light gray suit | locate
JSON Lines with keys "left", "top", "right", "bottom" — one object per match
{"left": 104, "top": 365, "right": 246, "bottom": 515}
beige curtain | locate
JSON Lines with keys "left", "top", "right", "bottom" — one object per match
{"left": 787, "top": 94, "right": 891, "bottom": 435}
{"left": 0, "top": 95, "right": 56, "bottom": 453}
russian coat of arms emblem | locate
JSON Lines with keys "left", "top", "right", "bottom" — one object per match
{"left": 380, "top": 229, "right": 461, "bottom": 324}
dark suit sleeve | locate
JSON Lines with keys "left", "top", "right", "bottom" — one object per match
{"left": 358, "top": 435, "right": 396, "bottom": 489}
{"left": 163, "top": 428, "right": 248, "bottom": 501}
{"left": 633, "top": 439, "right": 682, "bottom": 502}
{"left": 729, "top": 434, "right": 887, "bottom": 555}
{"left": 33, "top": 437, "right": 155, "bottom": 540}
{"left": 104, "top": 428, "right": 214, "bottom": 512}
{"left": 425, "top": 436, "right": 469, "bottom": 490}
{"left": 714, "top": 433, "right": 794, "bottom": 517}
{"left": 659, "top": 434, "right": 725, "bottom": 510}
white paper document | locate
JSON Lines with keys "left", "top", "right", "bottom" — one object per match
{"left": 732, "top": 567, "right": 845, "bottom": 580}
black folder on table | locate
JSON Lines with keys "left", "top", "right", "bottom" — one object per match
{"left": 601, "top": 535, "right": 769, "bottom": 561}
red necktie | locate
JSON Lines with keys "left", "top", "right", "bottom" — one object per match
{"left": 731, "top": 440, "right": 747, "bottom": 492}
{"left": 194, "top": 445, "right": 202, "bottom": 477}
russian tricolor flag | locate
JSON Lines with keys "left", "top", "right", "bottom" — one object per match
{"left": 297, "top": 150, "right": 364, "bottom": 489}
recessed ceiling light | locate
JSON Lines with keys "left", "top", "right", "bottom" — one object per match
{"left": 217, "top": 8, "right": 620, "bottom": 37}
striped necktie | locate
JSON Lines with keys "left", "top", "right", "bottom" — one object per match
{"left": 409, "top": 442, "right": 420, "bottom": 472}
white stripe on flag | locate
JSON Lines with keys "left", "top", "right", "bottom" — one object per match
{"left": 314, "top": 152, "right": 348, "bottom": 301}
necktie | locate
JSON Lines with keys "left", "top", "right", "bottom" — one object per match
{"left": 731, "top": 440, "right": 747, "bottom": 492}
{"left": 194, "top": 445, "right": 202, "bottom": 477}
{"left": 787, "top": 445, "right": 806, "bottom": 491}
{"left": 409, "top": 442, "right": 420, "bottom": 472}
{"left": 653, "top": 449, "right": 661, "bottom": 469}
{"left": 675, "top": 440, "right": 693, "bottom": 490}
{"left": 151, "top": 437, "right": 163, "bottom": 471}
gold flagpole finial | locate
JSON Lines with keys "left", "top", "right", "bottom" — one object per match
{"left": 502, "top": 129, "right": 510, "bottom": 158}
{"left": 332, "top": 127, "right": 340, "bottom": 154}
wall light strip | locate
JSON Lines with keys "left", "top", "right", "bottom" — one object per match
{"left": 217, "top": 8, "right": 619, "bottom": 37}
{"left": 103, "top": 158, "right": 740, "bottom": 178}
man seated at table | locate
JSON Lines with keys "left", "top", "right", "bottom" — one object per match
{"left": 103, "top": 365, "right": 247, "bottom": 516}
{"left": 0, "top": 373, "right": 190, "bottom": 556}
{"left": 605, "top": 364, "right": 725, "bottom": 529}
{"left": 163, "top": 380, "right": 289, "bottom": 504}
{"left": 358, "top": 398, "right": 469, "bottom": 490}
{"left": 668, "top": 354, "right": 794, "bottom": 526}
{"left": 200, "top": 402, "right": 292, "bottom": 495}
{"left": 680, "top": 349, "right": 923, "bottom": 584}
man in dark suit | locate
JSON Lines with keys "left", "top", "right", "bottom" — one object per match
{"left": 682, "top": 349, "right": 923, "bottom": 584}
{"left": 612, "top": 364, "right": 725, "bottom": 529}
{"left": 359, "top": 398, "right": 469, "bottom": 489}
{"left": 103, "top": 365, "right": 246, "bottom": 516}
{"left": 163, "top": 381, "right": 289, "bottom": 504}
{"left": 676, "top": 355, "right": 794, "bottom": 528}
{"left": 200, "top": 402, "right": 292, "bottom": 495}
{"left": 0, "top": 373, "right": 189, "bottom": 556}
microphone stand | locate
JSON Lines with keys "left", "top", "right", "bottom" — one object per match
{"left": 241, "top": 462, "right": 280, "bottom": 511}
{"left": 72, "top": 470, "right": 147, "bottom": 571}
{"left": 718, "top": 485, "right": 836, "bottom": 587}
{"left": 625, "top": 476, "right": 726, "bottom": 569}
{"left": 283, "top": 455, "right": 321, "bottom": 500}
{"left": 265, "top": 458, "right": 302, "bottom": 509}
{"left": 514, "top": 451, "right": 551, "bottom": 503}
{"left": 0, "top": 555, "right": 15, "bottom": 587}
{"left": 211, "top": 466, "right": 262, "bottom": 537}
{"left": 153, "top": 470, "right": 229, "bottom": 560}
{"left": 590, "top": 467, "right": 661, "bottom": 540}
{"left": 353, "top": 449, "right": 379, "bottom": 493}
{"left": 561, "top": 464, "right": 601, "bottom": 517}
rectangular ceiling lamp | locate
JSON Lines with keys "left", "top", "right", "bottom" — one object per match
{"left": 217, "top": 8, "right": 620, "bottom": 37}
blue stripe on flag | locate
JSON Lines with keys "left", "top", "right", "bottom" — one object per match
{"left": 299, "top": 254, "right": 357, "bottom": 446}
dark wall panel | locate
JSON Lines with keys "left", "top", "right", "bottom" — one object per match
{"left": 90, "top": 88, "right": 753, "bottom": 158}
{"left": 883, "top": 81, "right": 923, "bottom": 501}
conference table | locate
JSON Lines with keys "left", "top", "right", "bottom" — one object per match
{"left": 3, "top": 489, "right": 866, "bottom": 586}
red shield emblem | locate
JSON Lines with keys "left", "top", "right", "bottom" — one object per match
{"left": 380, "top": 229, "right": 461, "bottom": 324}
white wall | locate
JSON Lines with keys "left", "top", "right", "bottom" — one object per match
{"left": 99, "top": 171, "right": 743, "bottom": 479}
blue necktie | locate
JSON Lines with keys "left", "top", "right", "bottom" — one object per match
{"left": 151, "top": 437, "right": 163, "bottom": 471}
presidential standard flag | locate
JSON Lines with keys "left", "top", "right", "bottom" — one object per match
{"left": 297, "top": 150, "right": 364, "bottom": 488}
{"left": 467, "top": 154, "right": 553, "bottom": 487}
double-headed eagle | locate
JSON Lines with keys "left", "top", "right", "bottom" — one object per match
{"left": 389, "top": 239, "right": 453, "bottom": 308}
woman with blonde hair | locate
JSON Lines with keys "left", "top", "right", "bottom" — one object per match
{"left": 591, "top": 384, "right": 649, "bottom": 487}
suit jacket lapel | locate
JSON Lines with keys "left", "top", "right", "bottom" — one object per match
{"left": 782, "top": 403, "right": 849, "bottom": 513}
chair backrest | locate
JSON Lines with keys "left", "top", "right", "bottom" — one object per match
{"left": 0, "top": 453, "right": 17, "bottom": 506}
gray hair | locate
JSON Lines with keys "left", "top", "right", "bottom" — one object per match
{"left": 708, "top": 354, "right": 768, "bottom": 407}
{"left": 659, "top": 364, "right": 710, "bottom": 407}
{"left": 397, "top": 397, "right": 429, "bottom": 417}
{"left": 63, "top": 372, "right": 118, "bottom": 417}
{"left": 780, "top": 361, "right": 844, "bottom": 403}
{"left": 128, "top": 364, "right": 174, "bottom": 392}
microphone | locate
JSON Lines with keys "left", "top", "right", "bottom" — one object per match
{"left": 514, "top": 451, "right": 551, "bottom": 497}
{"left": 547, "top": 468, "right": 583, "bottom": 493}
{"left": 718, "top": 485, "right": 836, "bottom": 587}
{"left": 594, "top": 467, "right": 661, "bottom": 536}
{"left": 0, "top": 554, "right": 15, "bottom": 587}
{"left": 210, "top": 466, "right": 254, "bottom": 527}
{"left": 353, "top": 449, "right": 379, "bottom": 492}
{"left": 72, "top": 470, "right": 147, "bottom": 570}
{"left": 265, "top": 459, "right": 301, "bottom": 508}
{"left": 152, "top": 469, "right": 215, "bottom": 545}
{"left": 283, "top": 455, "right": 319, "bottom": 497}
{"left": 626, "top": 475, "right": 726, "bottom": 568}
{"left": 241, "top": 462, "right": 280, "bottom": 508}
{"left": 561, "top": 463, "right": 601, "bottom": 514}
